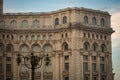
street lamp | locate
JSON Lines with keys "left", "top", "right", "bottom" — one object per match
{"left": 16, "top": 52, "right": 50, "bottom": 80}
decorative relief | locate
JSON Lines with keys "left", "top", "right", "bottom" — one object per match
{"left": 43, "top": 72, "right": 53, "bottom": 79}
{"left": 19, "top": 72, "right": 29, "bottom": 77}
{"left": 62, "top": 71, "right": 69, "bottom": 76}
{"left": 6, "top": 72, "right": 13, "bottom": 77}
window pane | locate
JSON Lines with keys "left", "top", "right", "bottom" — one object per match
{"left": 100, "top": 64, "right": 104, "bottom": 72}
{"left": 63, "top": 16, "right": 67, "bottom": 24}
{"left": 44, "top": 45, "right": 52, "bottom": 52}
{"left": 6, "top": 64, "right": 11, "bottom": 72}
{"left": 84, "top": 16, "right": 88, "bottom": 24}
{"left": 65, "top": 77, "right": 69, "bottom": 80}
{"left": 83, "top": 55, "right": 88, "bottom": 61}
{"left": 65, "top": 63, "right": 69, "bottom": 71}
{"left": 92, "top": 56, "right": 96, "bottom": 61}
{"left": 6, "top": 57, "right": 11, "bottom": 61}
{"left": 84, "top": 77, "right": 88, "bottom": 80}
{"left": 83, "top": 62, "right": 88, "bottom": 72}
{"left": 0, "top": 64, "right": 2, "bottom": 72}
{"left": 92, "top": 63, "right": 96, "bottom": 72}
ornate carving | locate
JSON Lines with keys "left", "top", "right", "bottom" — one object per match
{"left": 43, "top": 72, "right": 53, "bottom": 79}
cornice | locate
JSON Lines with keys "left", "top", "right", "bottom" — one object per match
{"left": 0, "top": 22, "right": 114, "bottom": 34}
{"left": 2, "top": 7, "right": 110, "bottom": 16}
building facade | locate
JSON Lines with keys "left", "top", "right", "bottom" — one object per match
{"left": 0, "top": 0, "right": 115, "bottom": 80}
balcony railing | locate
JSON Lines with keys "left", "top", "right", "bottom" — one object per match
{"left": 43, "top": 72, "right": 53, "bottom": 79}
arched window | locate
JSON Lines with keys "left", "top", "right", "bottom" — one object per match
{"left": 100, "top": 44, "right": 106, "bottom": 52}
{"left": 6, "top": 44, "right": 13, "bottom": 52}
{"left": 11, "top": 35, "right": 14, "bottom": 40}
{"left": 25, "top": 35, "right": 29, "bottom": 40}
{"left": 92, "top": 17, "right": 96, "bottom": 25}
{"left": 84, "top": 16, "right": 88, "bottom": 24}
{"left": 20, "top": 44, "right": 29, "bottom": 52}
{"left": 0, "top": 20, "right": 5, "bottom": 26}
{"left": 83, "top": 42, "right": 89, "bottom": 50}
{"left": 19, "top": 35, "right": 24, "bottom": 40}
{"left": 22, "top": 20, "right": 28, "bottom": 28}
{"left": 37, "top": 35, "right": 40, "bottom": 40}
{"left": 31, "top": 35, "right": 35, "bottom": 40}
{"left": 0, "top": 43, "right": 3, "bottom": 51}
{"left": 55, "top": 18, "right": 59, "bottom": 25}
{"left": 62, "top": 42, "right": 68, "bottom": 51}
{"left": 33, "top": 19, "right": 40, "bottom": 27}
{"left": 10, "top": 20, "right": 17, "bottom": 26}
{"left": 32, "top": 44, "right": 40, "bottom": 52}
{"left": 100, "top": 18, "right": 105, "bottom": 27}
{"left": 43, "top": 44, "right": 52, "bottom": 52}
{"left": 92, "top": 43, "right": 98, "bottom": 51}
{"left": 63, "top": 16, "right": 67, "bottom": 24}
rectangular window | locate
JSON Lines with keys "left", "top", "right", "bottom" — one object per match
{"left": 100, "top": 57, "right": 104, "bottom": 62}
{"left": 0, "top": 64, "right": 2, "bottom": 72}
{"left": 65, "top": 77, "right": 69, "bottom": 80}
{"left": 92, "top": 56, "right": 96, "bottom": 61}
{"left": 92, "top": 77, "right": 97, "bottom": 80}
{"left": 100, "top": 64, "right": 104, "bottom": 72}
{"left": 84, "top": 76, "right": 88, "bottom": 80}
{"left": 37, "top": 35, "right": 40, "bottom": 40}
{"left": 43, "top": 35, "right": 46, "bottom": 40}
{"left": 64, "top": 56, "right": 69, "bottom": 60}
{"left": 31, "top": 35, "right": 35, "bottom": 40}
{"left": 48, "top": 35, "right": 52, "bottom": 40}
{"left": 0, "top": 56, "right": 2, "bottom": 61}
{"left": 65, "top": 63, "right": 69, "bottom": 71}
{"left": 83, "top": 62, "right": 88, "bottom": 72}
{"left": 6, "top": 57, "right": 11, "bottom": 61}
{"left": 6, "top": 64, "right": 11, "bottom": 72}
{"left": 92, "top": 63, "right": 96, "bottom": 72}
{"left": 83, "top": 55, "right": 88, "bottom": 61}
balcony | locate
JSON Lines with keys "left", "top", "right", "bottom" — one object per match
{"left": 62, "top": 71, "right": 69, "bottom": 76}
{"left": 0, "top": 71, "right": 3, "bottom": 77}
{"left": 84, "top": 70, "right": 90, "bottom": 76}
{"left": 92, "top": 71, "right": 99, "bottom": 76}
{"left": 6, "top": 72, "right": 13, "bottom": 77}
{"left": 100, "top": 72, "right": 107, "bottom": 76}
{"left": 43, "top": 72, "right": 53, "bottom": 79}
{"left": 34, "top": 72, "right": 41, "bottom": 77}
{"left": 19, "top": 71, "right": 29, "bottom": 77}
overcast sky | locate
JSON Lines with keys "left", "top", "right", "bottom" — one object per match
{"left": 3, "top": 0, "right": 120, "bottom": 80}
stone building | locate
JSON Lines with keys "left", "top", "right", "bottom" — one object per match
{"left": 0, "top": 0, "right": 115, "bottom": 80}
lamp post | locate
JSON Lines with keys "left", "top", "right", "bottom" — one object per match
{"left": 16, "top": 52, "right": 50, "bottom": 80}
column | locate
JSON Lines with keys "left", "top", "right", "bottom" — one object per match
{"left": 97, "top": 53, "right": 100, "bottom": 80}
{"left": 89, "top": 53, "right": 92, "bottom": 80}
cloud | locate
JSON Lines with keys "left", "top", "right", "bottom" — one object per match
{"left": 111, "top": 12, "right": 120, "bottom": 48}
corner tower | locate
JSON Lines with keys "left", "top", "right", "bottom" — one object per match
{"left": 0, "top": 0, "right": 3, "bottom": 15}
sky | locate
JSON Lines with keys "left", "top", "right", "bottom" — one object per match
{"left": 3, "top": 0, "right": 120, "bottom": 80}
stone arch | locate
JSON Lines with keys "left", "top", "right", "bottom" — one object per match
{"left": 63, "top": 16, "right": 67, "bottom": 24}
{"left": 31, "top": 44, "right": 41, "bottom": 52}
{"left": 84, "top": 15, "right": 88, "bottom": 24}
{"left": 100, "top": 18, "right": 105, "bottom": 27}
{"left": 92, "top": 43, "right": 98, "bottom": 51}
{"left": 33, "top": 19, "right": 40, "bottom": 27}
{"left": 92, "top": 17, "right": 96, "bottom": 25}
{"left": 0, "top": 43, "right": 4, "bottom": 52}
{"left": 55, "top": 18, "right": 59, "bottom": 25}
{"left": 83, "top": 41, "right": 90, "bottom": 50}
{"left": 100, "top": 44, "right": 107, "bottom": 52}
{"left": 19, "top": 44, "right": 29, "bottom": 52}
{"left": 10, "top": 20, "right": 17, "bottom": 27}
{"left": 62, "top": 42, "right": 69, "bottom": 51}
{"left": 6, "top": 44, "right": 14, "bottom": 52}
{"left": 43, "top": 43, "right": 52, "bottom": 52}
